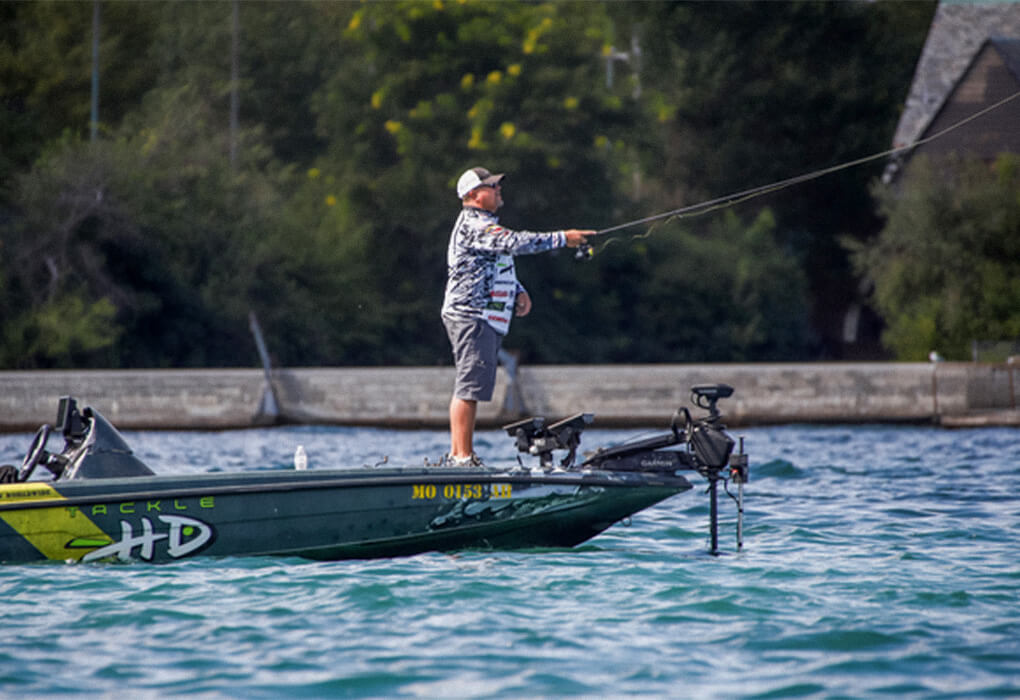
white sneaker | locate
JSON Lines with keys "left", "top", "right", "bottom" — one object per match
{"left": 445, "top": 453, "right": 484, "bottom": 468}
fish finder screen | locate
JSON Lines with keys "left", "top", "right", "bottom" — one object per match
{"left": 55, "top": 397, "right": 71, "bottom": 431}
{"left": 55, "top": 396, "right": 83, "bottom": 438}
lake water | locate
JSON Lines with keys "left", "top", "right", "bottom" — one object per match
{"left": 1, "top": 423, "right": 1018, "bottom": 698}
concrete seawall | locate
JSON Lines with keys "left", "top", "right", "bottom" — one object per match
{"left": 1, "top": 363, "right": 1017, "bottom": 432}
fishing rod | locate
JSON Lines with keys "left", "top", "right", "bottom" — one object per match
{"left": 575, "top": 88, "right": 1020, "bottom": 260}
{"left": 574, "top": 164, "right": 827, "bottom": 259}
{"left": 575, "top": 169, "right": 818, "bottom": 259}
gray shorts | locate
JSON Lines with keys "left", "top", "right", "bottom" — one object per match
{"left": 443, "top": 315, "right": 502, "bottom": 402}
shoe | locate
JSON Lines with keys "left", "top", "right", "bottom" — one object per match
{"left": 440, "top": 452, "right": 485, "bottom": 467}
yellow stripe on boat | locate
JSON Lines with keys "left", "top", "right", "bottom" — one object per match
{"left": 0, "top": 483, "right": 66, "bottom": 504}
{"left": 0, "top": 483, "right": 110, "bottom": 561}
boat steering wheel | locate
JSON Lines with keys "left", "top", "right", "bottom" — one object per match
{"left": 19, "top": 424, "right": 52, "bottom": 482}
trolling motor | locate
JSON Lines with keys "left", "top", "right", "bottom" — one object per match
{"left": 513, "top": 384, "right": 749, "bottom": 555}
{"left": 684, "top": 384, "right": 749, "bottom": 555}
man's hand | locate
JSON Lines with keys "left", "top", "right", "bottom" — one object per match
{"left": 515, "top": 290, "right": 532, "bottom": 317}
{"left": 564, "top": 229, "right": 594, "bottom": 248}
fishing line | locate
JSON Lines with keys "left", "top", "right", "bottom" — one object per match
{"left": 584, "top": 88, "right": 1020, "bottom": 256}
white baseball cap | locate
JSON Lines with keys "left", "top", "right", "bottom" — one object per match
{"left": 456, "top": 166, "right": 505, "bottom": 199}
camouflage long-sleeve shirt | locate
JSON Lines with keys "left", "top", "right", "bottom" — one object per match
{"left": 441, "top": 207, "right": 565, "bottom": 335}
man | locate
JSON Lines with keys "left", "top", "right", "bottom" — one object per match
{"left": 441, "top": 166, "right": 593, "bottom": 466}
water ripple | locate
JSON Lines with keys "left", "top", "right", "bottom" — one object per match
{"left": 1, "top": 425, "right": 1019, "bottom": 698}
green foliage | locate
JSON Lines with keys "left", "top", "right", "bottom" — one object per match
{"left": 0, "top": 294, "right": 119, "bottom": 369}
{"left": 0, "top": 0, "right": 944, "bottom": 368}
{"left": 511, "top": 208, "right": 812, "bottom": 362}
{"left": 853, "top": 155, "right": 1020, "bottom": 360}
{"left": 637, "top": 2, "right": 933, "bottom": 224}
{"left": 633, "top": 1, "right": 935, "bottom": 350}
{"left": 0, "top": 1, "right": 160, "bottom": 187}
{"left": 301, "top": 1, "right": 633, "bottom": 364}
{"left": 3, "top": 84, "right": 308, "bottom": 368}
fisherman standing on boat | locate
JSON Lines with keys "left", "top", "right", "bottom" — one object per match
{"left": 442, "top": 167, "right": 592, "bottom": 466}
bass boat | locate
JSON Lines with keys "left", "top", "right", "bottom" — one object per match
{"left": 0, "top": 385, "right": 748, "bottom": 564}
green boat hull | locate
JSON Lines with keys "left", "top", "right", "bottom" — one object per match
{"left": 0, "top": 389, "right": 756, "bottom": 564}
{"left": 0, "top": 468, "right": 690, "bottom": 564}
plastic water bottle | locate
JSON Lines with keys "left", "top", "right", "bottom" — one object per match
{"left": 294, "top": 445, "right": 308, "bottom": 471}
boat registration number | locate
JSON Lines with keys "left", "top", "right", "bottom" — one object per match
{"left": 411, "top": 483, "right": 512, "bottom": 500}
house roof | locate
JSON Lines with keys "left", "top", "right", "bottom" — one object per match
{"left": 891, "top": 1, "right": 1020, "bottom": 150}
{"left": 993, "top": 36, "right": 1020, "bottom": 80}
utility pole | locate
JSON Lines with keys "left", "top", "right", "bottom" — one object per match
{"left": 90, "top": 0, "right": 100, "bottom": 141}
{"left": 229, "top": 0, "right": 240, "bottom": 167}
{"left": 604, "top": 29, "right": 644, "bottom": 198}
{"left": 604, "top": 31, "right": 642, "bottom": 99}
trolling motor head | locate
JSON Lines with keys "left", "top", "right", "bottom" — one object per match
{"left": 687, "top": 384, "right": 735, "bottom": 471}
{"left": 691, "top": 384, "right": 733, "bottom": 422}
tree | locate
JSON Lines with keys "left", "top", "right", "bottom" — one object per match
{"left": 0, "top": 1, "right": 941, "bottom": 368}
{"left": 0, "top": 1, "right": 160, "bottom": 189}
{"left": 1, "top": 82, "right": 316, "bottom": 368}
{"left": 0, "top": 3, "right": 355, "bottom": 368}
{"left": 851, "top": 154, "right": 1020, "bottom": 360}
{"left": 302, "top": 1, "right": 636, "bottom": 364}
{"left": 513, "top": 208, "right": 811, "bottom": 362}
{"left": 630, "top": 1, "right": 936, "bottom": 355}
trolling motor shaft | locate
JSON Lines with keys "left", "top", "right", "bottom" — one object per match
{"left": 731, "top": 437, "right": 749, "bottom": 551}
{"left": 704, "top": 439, "right": 749, "bottom": 555}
